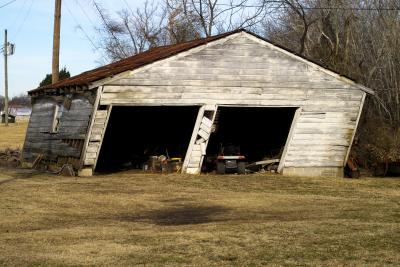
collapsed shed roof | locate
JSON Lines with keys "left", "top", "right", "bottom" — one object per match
{"left": 30, "top": 29, "right": 374, "bottom": 95}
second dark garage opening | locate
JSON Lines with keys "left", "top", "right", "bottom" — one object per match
{"left": 204, "top": 107, "right": 297, "bottom": 173}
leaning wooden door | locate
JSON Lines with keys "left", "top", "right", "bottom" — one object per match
{"left": 183, "top": 105, "right": 218, "bottom": 174}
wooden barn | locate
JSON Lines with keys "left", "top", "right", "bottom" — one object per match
{"left": 23, "top": 29, "right": 373, "bottom": 177}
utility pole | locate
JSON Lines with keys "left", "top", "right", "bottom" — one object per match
{"left": 52, "top": 0, "right": 62, "bottom": 83}
{"left": 3, "top": 30, "right": 15, "bottom": 127}
{"left": 3, "top": 29, "right": 9, "bottom": 126}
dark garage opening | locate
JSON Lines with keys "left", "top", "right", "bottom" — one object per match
{"left": 204, "top": 107, "right": 297, "bottom": 173}
{"left": 96, "top": 106, "right": 199, "bottom": 172}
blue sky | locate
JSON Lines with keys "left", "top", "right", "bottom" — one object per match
{"left": 0, "top": 0, "right": 146, "bottom": 96}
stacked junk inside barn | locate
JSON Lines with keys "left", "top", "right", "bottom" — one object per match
{"left": 22, "top": 29, "right": 374, "bottom": 177}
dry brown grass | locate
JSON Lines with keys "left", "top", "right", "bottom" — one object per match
{"left": 0, "top": 168, "right": 399, "bottom": 266}
{"left": 0, "top": 120, "right": 398, "bottom": 265}
{"left": 0, "top": 121, "right": 28, "bottom": 150}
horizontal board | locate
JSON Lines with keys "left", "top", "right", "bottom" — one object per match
{"left": 199, "top": 122, "right": 212, "bottom": 134}
{"left": 110, "top": 78, "right": 350, "bottom": 88}
{"left": 94, "top": 117, "right": 106, "bottom": 125}
{"left": 85, "top": 152, "right": 97, "bottom": 159}
{"left": 90, "top": 134, "right": 102, "bottom": 141}
{"left": 103, "top": 85, "right": 360, "bottom": 95}
{"left": 287, "top": 150, "right": 346, "bottom": 157}
{"left": 58, "top": 120, "right": 89, "bottom": 127}
{"left": 290, "top": 139, "right": 350, "bottom": 146}
{"left": 284, "top": 160, "right": 344, "bottom": 167}
{"left": 192, "top": 144, "right": 201, "bottom": 151}
{"left": 91, "top": 128, "right": 104, "bottom": 135}
{"left": 86, "top": 145, "right": 99, "bottom": 153}
{"left": 297, "top": 117, "right": 354, "bottom": 124}
{"left": 100, "top": 98, "right": 304, "bottom": 106}
{"left": 101, "top": 92, "right": 308, "bottom": 101}
{"left": 95, "top": 111, "right": 108, "bottom": 119}
{"left": 292, "top": 133, "right": 352, "bottom": 141}
{"left": 84, "top": 158, "right": 95, "bottom": 165}
{"left": 294, "top": 127, "right": 353, "bottom": 135}
{"left": 187, "top": 163, "right": 201, "bottom": 169}
{"left": 190, "top": 150, "right": 202, "bottom": 157}
{"left": 197, "top": 129, "right": 210, "bottom": 140}
{"left": 24, "top": 145, "right": 81, "bottom": 158}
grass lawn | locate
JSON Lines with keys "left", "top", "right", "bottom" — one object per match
{"left": 0, "top": 117, "right": 399, "bottom": 266}
{"left": 0, "top": 121, "right": 28, "bottom": 150}
{"left": 0, "top": 168, "right": 399, "bottom": 266}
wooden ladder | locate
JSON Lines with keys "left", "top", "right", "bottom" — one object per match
{"left": 183, "top": 105, "right": 218, "bottom": 174}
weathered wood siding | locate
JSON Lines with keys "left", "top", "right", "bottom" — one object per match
{"left": 99, "top": 32, "right": 365, "bottom": 171}
{"left": 22, "top": 94, "right": 94, "bottom": 168}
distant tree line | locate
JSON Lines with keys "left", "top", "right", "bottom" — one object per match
{"left": 0, "top": 94, "right": 31, "bottom": 111}
{"left": 91, "top": 0, "right": 400, "bottom": 172}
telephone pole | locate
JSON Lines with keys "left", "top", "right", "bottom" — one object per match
{"left": 52, "top": 0, "right": 62, "bottom": 83}
{"left": 3, "top": 30, "right": 15, "bottom": 127}
{"left": 3, "top": 29, "right": 9, "bottom": 126}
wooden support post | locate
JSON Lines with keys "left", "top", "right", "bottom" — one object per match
{"left": 79, "top": 86, "right": 101, "bottom": 170}
{"left": 277, "top": 107, "right": 302, "bottom": 173}
{"left": 93, "top": 105, "right": 112, "bottom": 170}
{"left": 344, "top": 92, "right": 366, "bottom": 166}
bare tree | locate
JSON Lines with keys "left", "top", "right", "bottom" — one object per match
{"left": 94, "top": 0, "right": 275, "bottom": 61}
{"left": 266, "top": 0, "right": 400, "bottom": 170}
{"left": 93, "top": 0, "right": 166, "bottom": 62}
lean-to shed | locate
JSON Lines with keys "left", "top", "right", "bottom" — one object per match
{"left": 23, "top": 29, "right": 373, "bottom": 177}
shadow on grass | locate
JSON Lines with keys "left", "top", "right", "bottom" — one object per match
{"left": 119, "top": 204, "right": 230, "bottom": 226}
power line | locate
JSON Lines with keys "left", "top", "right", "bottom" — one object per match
{"left": 12, "top": 0, "right": 34, "bottom": 39}
{"left": 122, "top": 0, "right": 136, "bottom": 16}
{"left": 0, "top": 0, "right": 17, "bottom": 9}
{"left": 213, "top": 2, "right": 400, "bottom": 11}
{"left": 73, "top": 0, "right": 97, "bottom": 29}
{"left": 7, "top": 0, "right": 28, "bottom": 29}
{"left": 64, "top": 0, "right": 99, "bottom": 50}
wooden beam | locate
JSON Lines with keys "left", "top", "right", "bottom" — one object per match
{"left": 277, "top": 107, "right": 302, "bottom": 173}
{"left": 182, "top": 106, "right": 205, "bottom": 173}
{"left": 93, "top": 105, "right": 113, "bottom": 170}
{"left": 344, "top": 92, "right": 366, "bottom": 166}
{"left": 79, "top": 86, "right": 101, "bottom": 169}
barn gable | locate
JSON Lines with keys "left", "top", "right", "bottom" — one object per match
{"left": 24, "top": 30, "right": 371, "bottom": 177}
{"left": 100, "top": 31, "right": 371, "bottom": 102}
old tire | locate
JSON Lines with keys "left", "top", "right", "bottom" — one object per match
{"left": 217, "top": 161, "right": 226, "bottom": 174}
{"left": 237, "top": 162, "right": 246, "bottom": 174}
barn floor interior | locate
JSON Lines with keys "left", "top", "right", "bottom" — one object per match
{"left": 96, "top": 106, "right": 199, "bottom": 172}
{"left": 203, "top": 107, "right": 296, "bottom": 173}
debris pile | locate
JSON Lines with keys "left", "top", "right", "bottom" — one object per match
{"left": 143, "top": 155, "right": 183, "bottom": 173}
{"left": 0, "top": 149, "right": 21, "bottom": 168}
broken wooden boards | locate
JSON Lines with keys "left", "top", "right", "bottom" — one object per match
{"left": 183, "top": 105, "right": 218, "bottom": 174}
